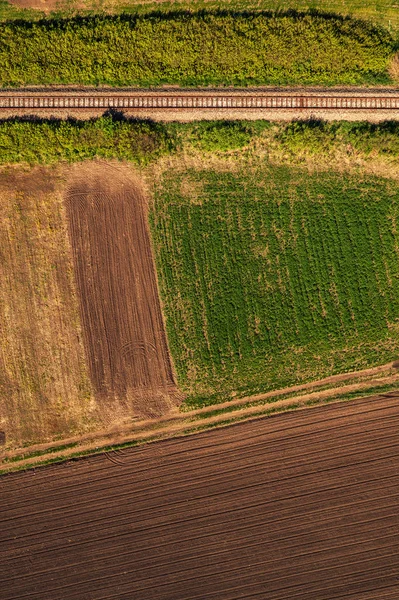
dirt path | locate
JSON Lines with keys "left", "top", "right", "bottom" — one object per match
{"left": 2, "top": 393, "right": 399, "bottom": 599}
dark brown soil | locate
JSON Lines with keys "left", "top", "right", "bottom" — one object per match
{"left": 1, "top": 393, "right": 399, "bottom": 599}
{"left": 66, "top": 164, "right": 177, "bottom": 417}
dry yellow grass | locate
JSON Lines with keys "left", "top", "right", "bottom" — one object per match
{"left": 389, "top": 53, "right": 399, "bottom": 82}
{"left": 0, "top": 167, "right": 95, "bottom": 447}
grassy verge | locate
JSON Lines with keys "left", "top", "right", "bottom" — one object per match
{"left": 2, "top": 0, "right": 399, "bottom": 35}
{"left": 118, "top": 1, "right": 399, "bottom": 34}
{"left": 2, "top": 380, "right": 398, "bottom": 474}
{"left": 0, "top": 0, "right": 41, "bottom": 20}
{"left": 0, "top": 10, "right": 396, "bottom": 87}
{"left": 4, "top": 117, "right": 399, "bottom": 166}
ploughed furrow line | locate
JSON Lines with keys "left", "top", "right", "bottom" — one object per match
{"left": 2, "top": 393, "right": 398, "bottom": 505}
{"left": 4, "top": 528, "right": 399, "bottom": 600}
{"left": 2, "top": 427, "right": 399, "bottom": 533}
{"left": 3, "top": 419, "right": 399, "bottom": 531}
{"left": 1, "top": 93, "right": 399, "bottom": 111}
{"left": 1, "top": 395, "right": 399, "bottom": 600}
{"left": 65, "top": 165, "right": 177, "bottom": 418}
{"left": 3, "top": 464, "right": 399, "bottom": 560}
{"left": 2, "top": 504, "right": 398, "bottom": 587}
{"left": 3, "top": 471, "right": 399, "bottom": 566}
{"left": 2, "top": 476, "right": 397, "bottom": 558}
{"left": 7, "top": 541, "right": 399, "bottom": 600}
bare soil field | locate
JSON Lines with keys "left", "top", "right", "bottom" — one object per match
{"left": 66, "top": 164, "right": 178, "bottom": 417}
{"left": 0, "top": 162, "right": 178, "bottom": 450}
{"left": 1, "top": 393, "right": 399, "bottom": 599}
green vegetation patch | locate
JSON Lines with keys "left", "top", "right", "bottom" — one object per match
{"left": 4, "top": 116, "right": 399, "bottom": 166}
{"left": 150, "top": 165, "right": 399, "bottom": 408}
{"left": 278, "top": 119, "right": 399, "bottom": 159}
{"left": 0, "top": 115, "right": 175, "bottom": 164}
{"left": 186, "top": 121, "right": 270, "bottom": 152}
{"left": 0, "top": 10, "right": 395, "bottom": 87}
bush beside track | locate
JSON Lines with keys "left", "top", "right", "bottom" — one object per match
{"left": 0, "top": 10, "right": 396, "bottom": 87}
{"left": 3, "top": 116, "right": 399, "bottom": 165}
{"left": 0, "top": 116, "right": 174, "bottom": 163}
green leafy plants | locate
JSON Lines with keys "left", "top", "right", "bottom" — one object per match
{"left": 150, "top": 165, "right": 399, "bottom": 407}
{"left": 187, "top": 121, "right": 258, "bottom": 152}
{"left": 0, "top": 115, "right": 175, "bottom": 164}
{"left": 0, "top": 10, "right": 395, "bottom": 87}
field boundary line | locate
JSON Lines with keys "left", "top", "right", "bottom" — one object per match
{"left": 1, "top": 361, "right": 396, "bottom": 461}
{"left": 1, "top": 370, "right": 399, "bottom": 473}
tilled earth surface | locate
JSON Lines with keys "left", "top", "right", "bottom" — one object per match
{"left": 66, "top": 164, "right": 177, "bottom": 416}
{"left": 1, "top": 393, "right": 399, "bottom": 599}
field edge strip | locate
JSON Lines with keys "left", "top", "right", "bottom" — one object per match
{"left": 1, "top": 376, "right": 399, "bottom": 475}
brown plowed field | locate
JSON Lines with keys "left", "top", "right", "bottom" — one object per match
{"left": 1, "top": 393, "right": 399, "bottom": 599}
{"left": 66, "top": 164, "right": 176, "bottom": 416}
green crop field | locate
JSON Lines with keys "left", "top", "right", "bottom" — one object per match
{"left": 150, "top": 165, "right": 399, "bottom": 408}
{"left": 0, "top": 11, "right": 396, "bottom": 87}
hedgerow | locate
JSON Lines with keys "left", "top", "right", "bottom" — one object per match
{"left": 4, "top": 116, "right": 399, "bottom": 165}
{"left": 278, "top": 119, "right": 399, "bottom": 157}
{"left": 4, "top": 116, "right": 399, "bottom": 166}
{"left": 0, "top": 10, "right": 395, "bottom": 87}
{"left": 0, "top": 115, "right": 175, "bottom": 163}
{"left": 185, "top": 121, "right": 271, "bottom": 152}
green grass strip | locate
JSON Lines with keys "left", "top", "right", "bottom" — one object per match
{"left": 0, "top": 10, "right": 395, "bottom": 87}
{"left": 0, "top": 115, "right": 176, "bottom": 164}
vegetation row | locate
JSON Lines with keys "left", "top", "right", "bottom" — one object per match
{"left": 4, "top": 116, "right": 399, "bottom": 164}
{"left": 0, "top": 10, "right": 396, "bottom": 87}
{"left": 0, "top": 115, "right": 174, "bottom": 163}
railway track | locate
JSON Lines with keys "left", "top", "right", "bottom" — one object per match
{"left": 1, "top": 93, "right": 399, "bottom": 110}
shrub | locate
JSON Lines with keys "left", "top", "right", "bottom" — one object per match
{"left": 187, "top": 121, "right": 261, "bottom": 152}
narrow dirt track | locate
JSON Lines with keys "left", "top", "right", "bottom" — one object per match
{"left": 1, "top": 393, "right": 399, "bottom": 599}
{"left": 66, "top": 165, "right": 176, "bottom": 415}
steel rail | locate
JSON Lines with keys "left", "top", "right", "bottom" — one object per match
{"left": 1, "top": 94, "right": 399, "bottom": 110}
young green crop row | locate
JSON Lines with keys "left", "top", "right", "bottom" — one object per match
{"left": 150, "top": 166, "right": 399, "bottom": 407}
{"left": 0, "top": 11, "right": 395, "bottom": 87}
